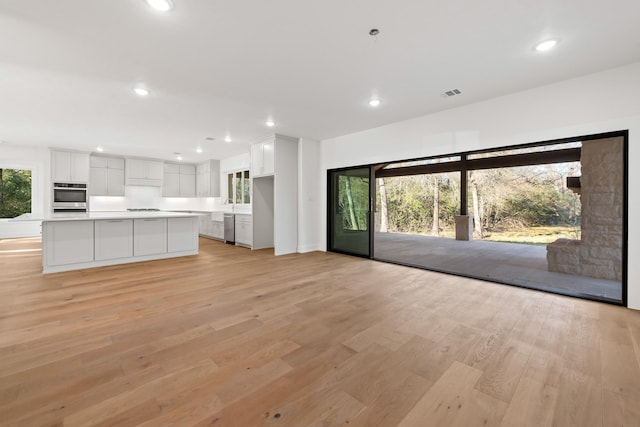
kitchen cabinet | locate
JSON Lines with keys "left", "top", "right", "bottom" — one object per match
{"left": 40, "top": 212, "right": 199, "bottom": 273}
{"left": 51, "top": 150, "right": 90, "bottom": 183}
{"left": 251, "top": 138, "right": 274, "bottom": 177}
{"left": 95, "top": 219, "right": 133, "bottom": 260}
{"left": 211, "top": 221, "right": 224, "bottom": 239}
{"left": 168, "top": 217, "right": 198, "bottom": 252}
{"left": 90, "top": 155, "right": 125, "bottom": 196}
{"left": 198, "top": 214, "right": 224, "bottom": 240}
{"left": 163, "top": 163, "right": 196, "bottom": 197}
{"left": 196, "top": 160, "right": 220, "bottom": 197}
{"left": 133, "top": 218, "right": 167, "bottom": 256}
{"left": 198, "top": 215, "right": 210, "bottom": 237}
{"left": 235, "top": 214, "right": 253, "bottom": 247}
{"left": 42, "top": 220, "right": 94, "bottom": 266}
{"left": 126, "top": 158, "right": 163, "bottom": 186}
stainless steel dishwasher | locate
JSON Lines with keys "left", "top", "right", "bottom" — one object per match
{"left": 223, "top": 213, "right": 235, "bottom": 244}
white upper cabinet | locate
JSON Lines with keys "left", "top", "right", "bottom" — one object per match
{"left": 126, "top": 158, "right": 163, "bottom": 186}
{"left": 179, "top": 173, "right": 196, "bottom": 197}
{"left": 251, "top": 138, "right": 275, "bottom": 177}
{"left": 163, "top": 162, "right": 196, "bottom": 197}
{"left": 196, "top": 160, "right": 220, "bottom": 197}
{"left": 90, "top": 155, "right": 125, "bottom": 196}
{"left": 51, "top": 150, "right": 90, "bottom": 183}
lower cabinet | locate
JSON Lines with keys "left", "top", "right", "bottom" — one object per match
{"left": 42, "top": 215, "right": 200, "bottom": 273}
{"left": 43, "top": 221, "right": 94, "bottom": 266}
{"left": 168, "top": 217, "right": 198, "bottom": 252}
{"left": 211, "top": 221, "right": 224, "bottom": 239}
{"left": 95, "top": 219, "right": 133, "bottom": 260}
{"left": 133, "top": 218, "right": 167, "bottom": 256}
{"left": 235, "top": 214, "right": 253, "bottom": 247}
{"left": 198, "top": 215, "right": 224, "bottom": 240}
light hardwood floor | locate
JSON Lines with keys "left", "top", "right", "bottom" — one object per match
{"left": 1, "top": 237, "right": 639, "bottom": 426}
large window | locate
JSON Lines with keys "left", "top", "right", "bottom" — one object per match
{"left": 227, "top": 169, "right": 251, "bottom": 205}
{"left": 0, "top": 168, "right": 32, "bottom": 218}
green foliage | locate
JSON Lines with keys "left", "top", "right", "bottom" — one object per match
{"left": 379, "top": 162, "right": 581, "bottom": 238}
{"left": 383, "top": 173, "right": 459, "bottom": 234}
{"left": 0, "top": 169, "right": 32, "bottom": 218}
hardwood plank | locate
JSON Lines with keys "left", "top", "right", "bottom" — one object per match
{"left": 553, "top": 368, "right": 603, "bottom": 427}
{"left": 602, "top": 389, "right": 640, "bottom": 426}
{"left": 474, "top": 339, "right": 530, "bottom": 403}
{"left": 347, "top": 372, "right": 432, "bottom": 427}
{"left": 397, "top": 361, "right": 484, "bottom": 427}
{"left": 499, "top": 377, "right": 559, "bottom": 427}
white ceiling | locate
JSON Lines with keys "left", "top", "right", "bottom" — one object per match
{"left": 1, "top": 0, "right": 639, "bottom": 162}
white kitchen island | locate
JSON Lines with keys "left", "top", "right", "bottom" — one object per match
{"left": 40, "top": 211, "right": 200, "bottom": 273}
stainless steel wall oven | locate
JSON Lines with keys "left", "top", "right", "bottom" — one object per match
{"left": 52, "top": 182, "right": 88, "bottom": 212}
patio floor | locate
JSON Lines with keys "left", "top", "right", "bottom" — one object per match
{"left": 374, "top": 232, "right": 622, "bottom": 301}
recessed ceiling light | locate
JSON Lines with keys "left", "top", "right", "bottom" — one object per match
{"left": 535, "top": 39, "right": 558, "bottom": 52}
{"left": 369, "top": 98, "right": 381, "bottom": 107}
{"left": 145, "top": 0, "right": 174, "bottom": 12}
{"left": 224, "top": 135, "right": 232, "bottom": 143}
{"left": 96, "top": 146, "right": 104, "bottom": 152}
{"left": 196, "top": 147, "right": 203, "bottom": 154}
{"left": 133, "top": 87, "right": 150, "bottom": 97}
{"left": 266, "top": 120, "right": 275, "bottom": 128}
{"left": 176, "top": 155, "right": 183, "bottom": 161}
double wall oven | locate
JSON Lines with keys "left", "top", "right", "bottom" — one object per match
{"left": 52, "top": 182, "right": 88, "bottom": 212}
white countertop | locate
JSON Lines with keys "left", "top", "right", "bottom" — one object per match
{"left": 12, "top": 211, "right": 203, "bottom": 222}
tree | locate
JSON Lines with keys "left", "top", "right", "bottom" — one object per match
{"left": 344, "top": 176, "right": 359, "bottom": 230}
{"left": 0, "top": 169, "right": 32, "bottom": 218}
{"left": 431, "top": 175, "right": 440, "bottom": 236}
{"left": 378, "top": 178, "right": 388, "bottom": 232}
{"left": 468, "top": 170, "right": 483, "bottom": 238}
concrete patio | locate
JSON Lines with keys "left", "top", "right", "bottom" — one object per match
{"left": 374, "top": 232, "right": 622, "bottom": 301}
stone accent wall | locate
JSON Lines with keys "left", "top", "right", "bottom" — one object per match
{"left": 547, "top": 137, "right": 624, "bottom": 281}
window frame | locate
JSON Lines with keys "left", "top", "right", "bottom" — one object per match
{"left": 226, "top": 169, "right": 251, "bottom": 206}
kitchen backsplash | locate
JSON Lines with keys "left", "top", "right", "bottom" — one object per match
{"left": 90, "top": 186, "right": 222, "bottom": 212}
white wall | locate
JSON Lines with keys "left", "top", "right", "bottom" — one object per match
{"left": 298, "top": 138, "right": 322, "bottom": 252}
{"left": 0, "top": 144, "right": 50, "bottom": 238}
{"left": 318, "top": 61, "right": 640, "bottom": 309}
{"left": 273, "top": 136, "right": 299, "bottom": 255}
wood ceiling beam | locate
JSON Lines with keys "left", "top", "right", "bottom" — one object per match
{"left": 375, "top": 147, "right": 581, "bottom": 178}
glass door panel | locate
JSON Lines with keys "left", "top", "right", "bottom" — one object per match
{"left": 328, "top": 167, "right": 371, "bottom": 257}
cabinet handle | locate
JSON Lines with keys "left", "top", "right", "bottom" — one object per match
{"left": 107, "top": 220, "right": 124, "bottom": 223}
{"left": 143, "top": 219, "right": 159, "bottom": 221}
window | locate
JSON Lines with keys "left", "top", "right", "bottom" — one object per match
{"left": 0, "top": 168, "right": 32, "bottom": 218}
{"left": 227, "top": 169, "right": 251, "bottom": 205}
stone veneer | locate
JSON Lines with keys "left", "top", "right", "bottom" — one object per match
{"left": 547, "top": 137, "right": 624, "bottom": 281}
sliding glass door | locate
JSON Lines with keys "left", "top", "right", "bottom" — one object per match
{"left": 327, "top": 167, "right": 372, "bottom": 257}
